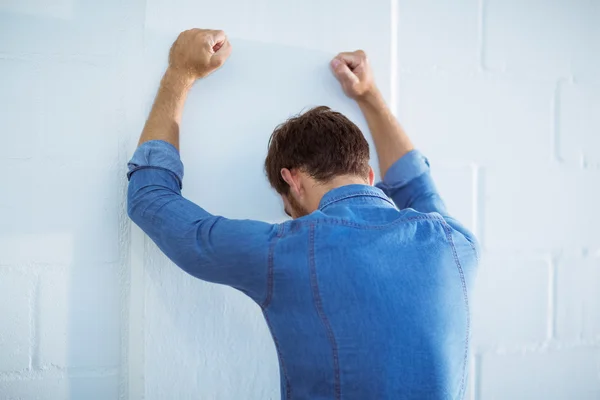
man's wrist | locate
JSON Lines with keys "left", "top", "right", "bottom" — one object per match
{"left": 356, "top": 88, "right": 387, "bottom": 112}
{"left": 162, "top": 67, "right": 195, "bottom": 93}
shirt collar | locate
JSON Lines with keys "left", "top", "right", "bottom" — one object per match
{"left": 318, "top": 184, "right": 396, "bottom": 211}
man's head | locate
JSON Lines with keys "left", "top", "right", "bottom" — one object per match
{"left": 265, "top": 106, "right": 374, "bottom": 219}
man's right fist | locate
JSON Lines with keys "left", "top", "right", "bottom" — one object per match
{"left": 168, "top": 29, "right": 232, "bottom": 80}
{"left": 330, "top": 50, "right": 377, "bottom": 101}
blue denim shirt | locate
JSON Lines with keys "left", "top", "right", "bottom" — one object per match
{"left": 127, "top": 140, "right": 479, "bottom": 400}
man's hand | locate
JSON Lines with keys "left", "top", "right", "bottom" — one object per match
{"left": 168, "top": 29, "right": 232, "bottom": 82}
{"left": 330, "top": 50, "right": 378, "bottom": 101}
{"left": 137, "top": 28, "right": 231, "bottom": 149}
{"left": 331, "top": 50, "right": 414, "bottom": 178}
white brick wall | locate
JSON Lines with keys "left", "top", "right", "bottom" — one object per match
{"left": 472, "top": 254, "right": 551, "bottom": 348}
{"left": 1, "top": 0, "right": 599, "bottom": 399}
{"left": 479, "top": 348, "right": 600, "bottom": 400}
{"left": 0, "top": 0, "right": 128, "bottom": 396}
{"left": 0, "top": 273, "right": 33, "bottom": 372}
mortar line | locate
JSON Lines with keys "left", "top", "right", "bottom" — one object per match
{"left": 116, "top": 0, "right": 148, "bottom": 397}
{"left": 473, "top": 353, "right": 482, "bottom": 400}
{"left": 471, "top": 164, "right": 480, "bottom": 243}
{"left": 547, "top": 255, "right": 557, "bottom": 341}
{"left": 473, "top": 165, "right": 485, "bottom": 251}
{"left": 552, "top": 79, "right": 565, "bottom": 163}
{"left": 0, "top": 366, "right": 122, "bottom": 382}
{"left": 467, "top": 354, "right": 475, "bottom": 400}
{"left": 128, "top": 228, "right": 146, "bottom": 400}
{"left": 390, "top": 0, "right": 399, "bottom": 116}
{"left": 477, "top": 0, "right": 487, "bottom": 72}
{"left": 29, "top": 274, "right": 40, "bottom": 371}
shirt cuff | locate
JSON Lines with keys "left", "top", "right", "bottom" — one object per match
{"left": 375, "top": 150, "right": 430, "bottom": 193}
{"left": 127, "top": 140, "right": 184, "bottom": 188}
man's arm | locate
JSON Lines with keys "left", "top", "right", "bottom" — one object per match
{"left": 358, "top": 89, "right": 448, "bottom": 217}
{"left": 331, "top": 51, "right": 477, "bottom": 247}
{"left": 137, "top": 29, "right": 231, "bottom": 148}
{"left": 331, "top": 51, "right": 414, "bottom": 179}
{"left": 127, "top": 29, "right": 277, "bottom": 303}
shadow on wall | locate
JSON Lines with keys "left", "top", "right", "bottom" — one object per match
{"left": 136, "top": 31, "right": 374, "bottom": 399}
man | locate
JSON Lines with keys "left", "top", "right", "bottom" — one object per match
{"left": 128, "top": 29, "right": 479, "bottom": 400}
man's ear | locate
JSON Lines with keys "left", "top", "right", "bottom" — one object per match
{"left": 281, "top": 168, "right": 302, "bottom": 197}
{"left": 368, "top": 167, "right": 375, "bottom": 186}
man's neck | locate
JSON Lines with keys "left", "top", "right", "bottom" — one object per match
{"left": 310, "top": 175, "right": 370, "bottom": 210}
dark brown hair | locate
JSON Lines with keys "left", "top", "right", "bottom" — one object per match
{"left": 265, "top": 106, "right": 370, "bottom": 194}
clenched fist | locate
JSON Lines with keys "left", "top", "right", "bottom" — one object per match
{"left": 330, "top": 50, "right": 377, "bottom": 101}
{"left": 168, "top": 29, "right": 232, "bottom": 80}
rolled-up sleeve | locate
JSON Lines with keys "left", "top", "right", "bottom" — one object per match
{"left": 127, "top": 139, "right": 184, "bottom": 189}
{"left": 127, "top": 140, "right": 277, "bottom": 302}
{"left": 376, "top": 150, "right": 447, "bottom": 215}
{"left": 376, "top": 150, "right": 478, "bottom": 253}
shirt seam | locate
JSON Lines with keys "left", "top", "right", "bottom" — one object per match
{"left": 441, "top": 220, "right": 471, "bottom": 399}
{"left": 261, "top": 224, "right": 283, "bottom": 310}
{"left": 309, "top": 223, "right": 342, "bottom": 400}
{"left": 140, "top": 195, "right": 179, "bottom": 221}
{"left": 280, "top": 214, "right": 444, "bottom": 237}
{"left": 467, "top": 240, "right": 480, "bottom": 263}
{"left": 262, "top": 311, "right": 292, "bottom": 400}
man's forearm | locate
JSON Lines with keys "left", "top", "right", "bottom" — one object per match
{"left": 138, "top": 68, "right": 194, "bottom": 150}
{"left": 357, "top": 90, "right": 414, "bottom": 179}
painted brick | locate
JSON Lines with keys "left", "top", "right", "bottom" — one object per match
{"left": 558, "top": 80, "right": 600, "bottom": 166}
{"left": 0, "top": 273, "right": 32, "bottom": 372}
{"left": 0, "top": 59, "right": 119, "bottom": 163}
{"left": 143, "top": 247, "right": 279, "bottom": 400}
{"left": 463, "top": 356, "right": 476, "bottom": 400}
{"left": 0, "top": 0, "right": 74, "bottom": 20}
{"left": 0, "top": 375, "right": 119, "bottom": 400}
{"left": 0, "top": 60, "right": 42, "bottom": 159}
{"left": 0, "top": 0, "right": 125, "bottom": 59}
{"left": 479, "top": 348, "right": 600, "bottom": 400}
{"left": 472, "top": 254, "right": 550, "bottom": 349}
{"left": 484, "top": 0, "right": 600, "bottom": 79}
{"left": 556, "top": 254, "right": 600, "bottom": 341}
{"left": 1, "top": 0, "right": 600, "bottom": 398}
{"left": 0, "top": 233, "right": 74, "bottom": 267}
{"left": 397, "top": 73, "right": 554, "bottom": 166}
{"left": 0, "top": 159, "right": 120, "bottom": 265}
{"left": 397, "top": 0, "right": 478, "bottom": 72}
{"left": 38, "top": 266, "right": 121, "bottom": 369}
{"left": 484, "top": 164, "right": 600, "bottom": 251}
{"left": 40, "top": 62, "right": 120, "bottom": 162}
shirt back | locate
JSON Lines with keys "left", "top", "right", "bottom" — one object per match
{"left": 264, "top": 188, "right": 477, "bottom": 400}
{"left": 127, "top": 143, "right": 479, "bottom": 400}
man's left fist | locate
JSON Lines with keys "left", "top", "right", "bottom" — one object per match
{"left": 168, "top": 28, "right": 232, "bottom": 80}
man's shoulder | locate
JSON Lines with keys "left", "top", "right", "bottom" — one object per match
{"left": 277, "top": 208, "right": 447, "bottom": 236}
